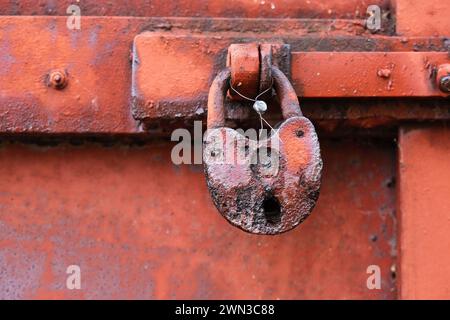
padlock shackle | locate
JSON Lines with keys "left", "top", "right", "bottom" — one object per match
{"left": 207, "top": 66, "right": 302, "bottom": 129}
{"left": 207, "top": 68, "right": 231, "bottom": 129}
{"left": 271, "top": 66, "right": 303, "bottom": 119}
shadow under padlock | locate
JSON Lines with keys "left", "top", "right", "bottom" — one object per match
{"left": 203, "top": 66, "right": 323, "bottom": 235}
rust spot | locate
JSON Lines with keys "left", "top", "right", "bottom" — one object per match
{"left": 377, "top": 68, "right": 392, "bottom": 78}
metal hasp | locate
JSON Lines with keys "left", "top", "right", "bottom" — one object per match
{"left": 203, "top": 62, "right": 322, "bottom": 235}
{"left": 226, "top": 43, "right": 290, "bottom": 100}
{"left": 131, "top": 32, "right": 449, "bottom": 127}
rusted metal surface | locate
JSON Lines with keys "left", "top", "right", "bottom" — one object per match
{"left": 396, "top": 0, "right": 450, "bottom": 37}
{"left": 398, "top": 125, "right": 450, "bottom": 299}
{"left": 291, "top": 52, "right": 449, "bottom": 97}
{"left": 302, "top": 100, "right": 450, "bottom": 133}
{"left": 0, "top": 17, "right": 139, "bottom": 134}
{"left": 204, "top": 67, "right": 322, "bottom": 234}
{"left": 0, "top": 0, "right": 448, "bottom": 301}
{"left": 0, "top": 138, "right": 396, "bottom": 299}
{"left": 0, "top": 0, "right": 392, "bottom": 19}
{"left": 0, "top": 17, "right": 448, "bottom": 135}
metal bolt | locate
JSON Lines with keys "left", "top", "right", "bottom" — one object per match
{"left": 48, "top": 70, "right": 68, "bottom": 89}
{"left": 439, "top": 75, "right": 450, "bottom": 93}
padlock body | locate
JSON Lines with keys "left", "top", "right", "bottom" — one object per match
{"left": 203, "top": 116, "right": 322, "bottom": 235}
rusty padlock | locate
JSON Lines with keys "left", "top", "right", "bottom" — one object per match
{"left": 203, "top": 66, "right": 322, "bottom": 235}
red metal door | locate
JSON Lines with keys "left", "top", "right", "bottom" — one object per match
{"left": 0, "top": 0, "right": 449, "bottom": 299}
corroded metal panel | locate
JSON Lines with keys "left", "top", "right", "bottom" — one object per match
{"left": 396, "top": 0, "right": 450, "bottom": 36}
{"left": 0, "top": 140, "right": 396, "bottom": 299}
{"left": 398, "top": 125, "right": 450, "bottom": 299}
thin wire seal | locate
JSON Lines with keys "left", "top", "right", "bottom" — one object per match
{"left": 229, "top": 79, "right": 282, "bottom": 142}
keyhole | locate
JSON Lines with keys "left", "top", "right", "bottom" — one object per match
{"left": 263, "top": 195, "right": 281, "bottom": 224}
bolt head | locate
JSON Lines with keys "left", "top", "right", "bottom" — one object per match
{"left": 439, "top": 75, "right": 450, "bottom": 93}
{"left": 48, "top": 70, "right": 68, "bottom": 89}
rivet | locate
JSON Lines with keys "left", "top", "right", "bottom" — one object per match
{"left": 439, "top": 75, "right": 450, "bottom": 93}
{"left": 48, "top": 70, "right": 68, "bottom": 90}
